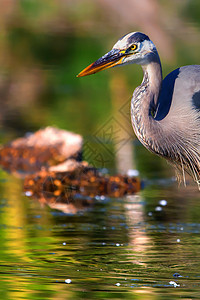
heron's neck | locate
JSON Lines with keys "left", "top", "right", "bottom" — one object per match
{"left": 142, "top": 57, "right": 162, "bottom": 109}
{"left": 131, "top": 55, "right": 163, "bottom": 153}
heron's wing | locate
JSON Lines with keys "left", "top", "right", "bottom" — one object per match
{"left": 155, "top": 65, "right": 200, "bottom": 121}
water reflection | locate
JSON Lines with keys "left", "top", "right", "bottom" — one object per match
{"left": 0, "top": 166, "right": 200, "bottom": 299}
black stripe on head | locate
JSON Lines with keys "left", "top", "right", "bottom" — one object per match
{"left": 192, "top": 90, "right": 200, "bottom": 111}
{"left": 127, "top": 32, "right": 150, "bottom": 44}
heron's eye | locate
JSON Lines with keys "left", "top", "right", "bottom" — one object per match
{"left": 125, "top": 44, "right": 138, "bottom": 54}
{"left": 130, "top": 44, "right": 137, "bottom": 51}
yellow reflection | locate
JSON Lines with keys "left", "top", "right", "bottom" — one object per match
{"left": 1, "top": 174, "right": 29, "bottom": 260}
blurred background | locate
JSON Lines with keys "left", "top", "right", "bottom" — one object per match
{"left": 1, "top": 2, "right": 200, "bottom": 299}
{"left": 1, "top": 0, "right": 200, "bottom": 177}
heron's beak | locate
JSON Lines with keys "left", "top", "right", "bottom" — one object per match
{"left": 77, "top": 49, "right": 125, "bottom": 77}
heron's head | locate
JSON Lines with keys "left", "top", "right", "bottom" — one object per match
{"left": 77, "top": 32, "right": 157, "bottom": 77}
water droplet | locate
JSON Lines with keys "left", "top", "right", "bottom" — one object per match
{"left": 63, "top": 242, "right": 66, "bottom": 245}
{"left": 169, "top": 281, "right": 180, "bottom": 287}
{"left": 25, "top": 191, "right": 33, "bottom": 197}
{"left": 127, "top": 169, "right": 139, "bottom": 177}
{"left": 115, "top": 283, "right": 121, "bottom": 286}
{"left": 65, "top": 279, "right": 71, "bottom": 284}
{"left": 159, "top": 199, "right": 167, "bottom": 206}
{"left": 155, "top": 206, "right": 162, "bottom": 212}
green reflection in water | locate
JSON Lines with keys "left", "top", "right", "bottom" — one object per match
{"left": 0, "top": 169, "right": 199, "bottom": 299}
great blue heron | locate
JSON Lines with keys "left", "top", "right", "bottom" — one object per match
{"left": 77, "top": 32, "right": 200, "bottom": 187}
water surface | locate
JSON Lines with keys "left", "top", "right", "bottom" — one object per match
{"left": 0, "top": 164, "right": 200, "bottom": 299}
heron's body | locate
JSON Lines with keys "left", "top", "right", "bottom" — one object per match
{"left": 131, "top": 63, "right": 200, "bottom": 183}
{"left": 78, "top": 32, "right": 200, "bottom": 186}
